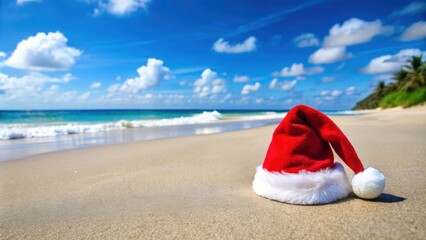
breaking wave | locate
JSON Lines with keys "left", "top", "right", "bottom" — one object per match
{"left": 0, "top": 110, "right": 255, "bottom": 140}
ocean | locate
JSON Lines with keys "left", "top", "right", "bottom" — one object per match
{"left": 0, "top": 109, "right": 355, "bottom": 161}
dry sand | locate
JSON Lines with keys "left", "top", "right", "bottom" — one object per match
{"left": 1, "top": 107, "right": 426, "bottom": 239}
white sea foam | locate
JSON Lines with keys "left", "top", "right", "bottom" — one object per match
{"left": 338, "top": 110, "right": 358, "bottom": 115}
{"left": 0, "top": 111, "right": 224, "bottom": 140}
{"left": 236, "top": 112, "right": 285, "bottom": 121}
{"left": 0, "top": 123, "right": 119, "bottom": 140}
{"left": 0, "top": 110, "right": 355, "bottom": 141}
{"left": 126, "top": 110, "right": 223, "bottom": 127}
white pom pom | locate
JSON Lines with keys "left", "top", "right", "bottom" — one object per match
{"left": 352, "top": 167, "right": 386, "bottom": 199}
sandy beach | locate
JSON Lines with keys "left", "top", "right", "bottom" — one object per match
{"left": 1, "top": 107, "right": 425, "bottom": 239}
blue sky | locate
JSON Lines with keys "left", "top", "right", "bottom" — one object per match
{"left": 0, "top": 0, "right": 425, "bottom": 110}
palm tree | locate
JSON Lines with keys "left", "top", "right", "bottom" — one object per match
{"left": 403, "top": 55, "right": 423, "bottom": 72}
{"left": 393, "top": 69, "right": 408, "bottom": 88}
{"left": 375, "top": 81, "right": 386, "bottom": 97}
{"left": 400, "top": 55, "right": 426, "bottom": 91}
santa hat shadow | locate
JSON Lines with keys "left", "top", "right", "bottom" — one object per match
{"left": 253, "top": 105, "right": 386, "bottom": 205}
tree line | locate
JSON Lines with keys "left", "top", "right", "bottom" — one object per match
{"left": 353, "top": 55, "right": 426, "bottom": 110}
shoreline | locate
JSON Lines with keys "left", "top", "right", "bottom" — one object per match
{"left": 352, "top": 103, "right": 426, "bottom": 113}
{"left": 0, "top": 108, "right": 364, "bottom": 162}
{"left": 1, "top": 107, "right": 425, "bottom": 239}
{"left": 0, "top": 118, "right": 282, "bottom": 162}
{"left": 0, "top": 108, "right": 359, "bottom": 141}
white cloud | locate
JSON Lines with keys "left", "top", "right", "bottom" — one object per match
{"left": 320, "top": 90, "right": 329, "bottom": 96}
{"left": 321, "top": 76, "right": 335, "bottom": 83}
{"left": 90, "top": 82, "right": 102, "bottom": 88}
{"left": 241, "top": 82, "right": 260, "bottom": 95}
{"left": 321, "top": 87, "right": 356, "bottom": 100}
{"left": 194, "top": 69, "right": 216, "bottom": 88}
{"left": 211, "top": 79, "right": 227, "bottom": 94}
{"left": 164, "top": 94, "right": 184, "bottom": 104}
{"left": 331, "top": 90, "right": 343, "bottom": 97}
{"left": 233, "top": 75, "right": 249, "bottom": 83}
{"left": 143, "top": 93, "right": 154, "bottom": 99}
{"left": 362, "top": 56, "right": 401, "bottom": 74}
{"left": 320, "top": 89, "right": 344, "bottom": 100}
{"left": 309, "top": 47, "right": 351, "bottom": 64}
{"left": 277, "top": 63, "right": 304, "bottom": 76}
{"left": 48, "top": 85, "right": 60, "bottom": 92}
{"left": 269, "top": 78, "right": 278, "bottom": 89}
{"left": 93, "top": 8, "right": 101, "bottom": 16}
{"left": 255, "top": 98, "right": 263, "bottom": 104}
{"left": 361, "top": 48, "right": 426, "bottom": 74}
{"left": 269, "top": 78, "right": 297, "bottom": 91}
{"left": 193, "top": 69, "right": 227, "bottom": 98}
{"left": 17, "top": 0, "right": 41, "bottom": 5}
{"left": 400, "top": 21, "right": 426, "bottom": 41}
{"left": 77, "top": 91, "right": 91, "bottom": 102}
{"left": 212, "top": 36, "right": 256, "bottom": 54}
{"left": 5, "top": 32, "right": 82, "bottom": 71}
{"left": 0, "top": 72, "right": 72, "bottom": 100}
{"left": 58, "top": 91, "right": 78, "bottom": 102}
{"left": 372, "top": 74, "right": 394, "bottom": 85}
{"left": 299, "top": 66, "right": 324, "bottom": 75}
{"left": 107, "top": 83, "right": 120, "bottom": 93}
{"left": 94, "top": 0, "right": 151, "bottom": 16}
{"left": 392, "top": 1, "right": 426, "bottom": 16}
{"left": 116, "top": 58, "right": 171, "bottom": 94}
{"left": 0, "top": 52, "right": 6, "bottom": 58}
{"left": 345, "top": 86, "right": 356, "bottom": 95}
{"left": 280, "top": 80, "right": 297, "bottom": 91}
{"left": 294, "top": 33, "right": 320, "bottom": 48}
{"left": 323, "top": 18, "right": 392, "bottom": 47}
{"left": 41, "top": 84, "right": 60, "bottom": 100}
{"left": 274, "top": 63, "right": 324, "bottom": 77}
{"left": 237, "top": 96, "right": 249, "bottom": 104}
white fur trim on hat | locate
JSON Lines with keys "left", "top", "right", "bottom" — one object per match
{"left": 352, "top": 167, "right": 385, "bottom": 199}
{"left": 252, "top": 162, "right": 351, "bottom": 205}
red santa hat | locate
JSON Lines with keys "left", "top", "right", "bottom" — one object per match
{"left": 253, "top": 105, "right": 386, "bottom": 205}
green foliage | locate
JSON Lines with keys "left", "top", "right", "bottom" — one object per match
{"left": 352, "top": 93, "right": 380, "bottom": 110}
{"left": 352, "top": 81, "right": 397, "bottom": 110}
{"left": 353, "top": 55, "right": 426, "bottom": 110}
{"left": 380, "top": 87, "right": 426, "bottom": 108}
{"left": 400, "top": 55, "right": 426, "bottom": 91}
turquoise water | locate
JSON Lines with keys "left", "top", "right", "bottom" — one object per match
{"left": 0, "top": 109, "right": 290, "bottom": 140}
{"left": 0, "top": 109, "right": 355, "bottom": 161}
{"left": 0, "top": 109, "right": 285, "bottom": 124}
{"left": 0, "top": 109, "right": 355, "bottom": 140}
{"left": 0, "top": 109, "right": 352, "bottom": 124}
{"left": 0, "top": 109, "right": 214, "bottom": 124}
